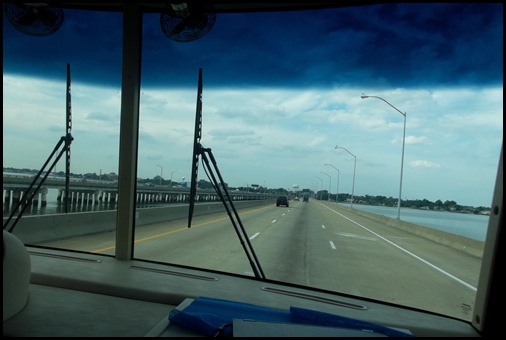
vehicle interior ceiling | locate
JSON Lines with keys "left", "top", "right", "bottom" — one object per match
{"left": 2, "top": 1, "right": 503, "bottom": 337}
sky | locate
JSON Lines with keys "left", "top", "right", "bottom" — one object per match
{"left": 3, "top": 3, "right": 503, "bottom": 208}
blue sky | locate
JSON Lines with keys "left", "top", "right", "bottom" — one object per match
{"left": 3, "top": 3, "right": 503, "bottom": 207}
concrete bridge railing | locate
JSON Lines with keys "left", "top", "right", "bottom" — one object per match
{"left": 3, "top": 175, "right": 275, "bottom": 210}
{"left": 4, "top": 200, "right": 274, "bottom": 245}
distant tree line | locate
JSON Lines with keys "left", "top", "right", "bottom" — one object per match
{"left": 312, "top": 190, "right": 490, "bottom": 215}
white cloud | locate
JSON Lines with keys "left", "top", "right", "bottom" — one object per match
{"left": 3, "top": 75, "right": 503, "bottom": 207}
{"left": 410, "top": 160, "right": 441, "bottom": 168}
{"left": 406, "top": 135, "right": 426, "bottom": 144}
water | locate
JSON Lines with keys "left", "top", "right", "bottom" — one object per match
{"left": 343, "top": 203, "right": 488, "bottom": 241}
{"left": 4, "top": 188, "right": 488, "bottom": 241}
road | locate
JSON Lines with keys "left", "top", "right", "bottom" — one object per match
{"left": 41, "top": 199, "right": 481, "bottom": 320}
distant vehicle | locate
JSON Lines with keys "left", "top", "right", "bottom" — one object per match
{"left": 276, "top": 195, "right": 289, "bottom": 207}
{"left": 303, "top": 195, "right": 309, "bottom": 202}
{"left": 294, "top": 196, "right": 300, "bottom": 201}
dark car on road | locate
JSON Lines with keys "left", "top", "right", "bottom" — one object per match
{"left": 303, "top": 194, "right": 309, "bottom": 202}
{"left": 276, "top": 195, "right": 289, "bottom": 207}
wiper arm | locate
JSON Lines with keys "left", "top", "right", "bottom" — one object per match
{"left": 192, "top": 143, "right": 266, "bottom": 280}
{"left": 3, "top": 133, "right": 73, "bottom": 232}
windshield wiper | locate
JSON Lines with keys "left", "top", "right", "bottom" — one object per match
{"left": 4, "top": 64, "right": 74, "bottom": 232}
{"left": 187, "top": 68, "right": 265, "bottom": 279}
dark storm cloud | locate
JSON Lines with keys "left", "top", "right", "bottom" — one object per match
{"left": 3, "top": 3, "right": 503, "bottom": 88}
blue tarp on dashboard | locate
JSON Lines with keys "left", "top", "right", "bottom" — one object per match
{"left": 168, "top": 296, "right": 413, "bottom": 337}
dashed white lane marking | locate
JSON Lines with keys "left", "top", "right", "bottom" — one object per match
{"left": 329, "top": 241, "right": 336, "bottom": 249}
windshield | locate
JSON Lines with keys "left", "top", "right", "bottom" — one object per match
{"left": 3, "top": 3, "right": 503, "bottom": 322}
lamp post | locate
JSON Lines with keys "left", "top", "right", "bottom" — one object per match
{"left": 324, "top": 163, "right": 339, "bottom": 203}
{"left": 334, "top": 146, "right": 356, "bottom": 209}
{"left": 320, "top": 171, "right": 331, "bottom": 201}
{"left": 311, "top": 180, "right": 318, "bottom": 199}
{"left": 156, "top": 165, "right": 163, "bottom": 186}
{"left": 170, "top": 170, "right": 177, "bottom": 187}
{"left": 314, "top": 176, "right": 323, "bottom": 200}
{"left": 361, "top": 94, "right": 406, "bottom": 220}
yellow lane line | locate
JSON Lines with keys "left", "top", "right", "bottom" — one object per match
{"left": 91, "top": 204, "right": 272, "bottom": 253}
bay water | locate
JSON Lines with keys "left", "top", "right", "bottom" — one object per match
{"left": 342, "top": 203, "right": 488, "bottom": 241}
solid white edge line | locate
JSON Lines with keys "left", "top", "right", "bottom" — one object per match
{"left": 320, "top": 203, "right": 477, "bottom": 291}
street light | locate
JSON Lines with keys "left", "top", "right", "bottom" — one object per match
{"left": 320, "top": 171, "right": 331, "bottom": 201}
{"left": 314, "top": 176, "right": 323, "bottom": 200}
{"left": 361, "top": 94, "right": 406, "bottom": 220}
{"left": 324, "top": 163, "right": 339, "bottom": 203}
{"left": 335, "top": 146, "right": 356, "bottom": 209}
{"left": 170, "top": 170, "right": 177, "bottom": 187}
{"left": 156, "top": 165, "right": 163, "bottom": 186}
{"left": 310, "top": 180, "right": 318, "bottom": 199}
